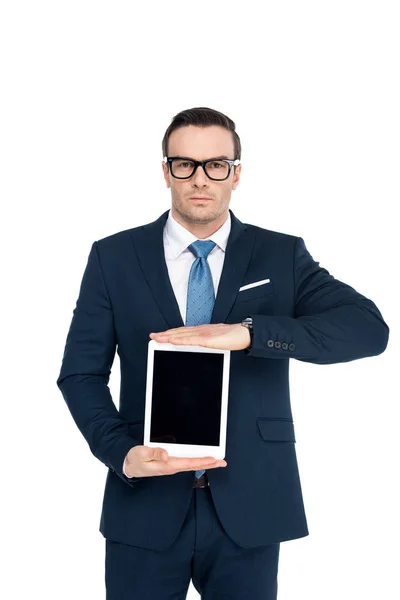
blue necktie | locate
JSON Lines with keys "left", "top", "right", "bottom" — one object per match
{"left": 185, "top": 240, "right": 216, "bottom": 479}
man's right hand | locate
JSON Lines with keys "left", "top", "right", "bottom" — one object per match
{"left": 123, "top": 445, "right": 227, "bottom": 478}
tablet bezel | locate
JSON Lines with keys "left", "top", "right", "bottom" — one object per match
{"left": 144, "top": 339, "right": 230, "bottom": 459}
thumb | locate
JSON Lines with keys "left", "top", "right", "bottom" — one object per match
{"left": 152, "top": 447, "right": 168, "bottom": 461}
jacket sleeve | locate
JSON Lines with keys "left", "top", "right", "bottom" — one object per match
{"left": 245, "top": 236, "right": 389, "bottom": 364}
{"left": 56, "top": 241, "right": 142, "bottom": 488}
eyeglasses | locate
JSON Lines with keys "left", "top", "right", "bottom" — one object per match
{"left": 163, "top": 156, "right": 241, "bottom": 181}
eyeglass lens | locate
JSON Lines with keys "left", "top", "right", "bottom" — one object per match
{"left": 170, "top": 159, "right": 230, "bottom": 180}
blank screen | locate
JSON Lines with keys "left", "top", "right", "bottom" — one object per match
{"left": 149, "top": 349, "right": 224, "bottom": 446}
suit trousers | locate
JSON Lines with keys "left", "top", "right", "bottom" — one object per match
{"left": 105, "top": 485, "right": 280, "bottom": 599}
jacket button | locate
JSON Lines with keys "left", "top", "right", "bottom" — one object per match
{"left": 274, "top": 341, "right": 281, "bottom": 349}
{"left": 282, "top": 342, "right": 288, "bottom": 350}
{"left": 289, "top": 343, "right": 295, "bottom": 351}
{"left": 267, "top": 339, "right": 274, "bottom": 348}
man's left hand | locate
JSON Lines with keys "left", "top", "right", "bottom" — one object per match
{"left": 149, "top": 323, "right": 251, "bottom": 351}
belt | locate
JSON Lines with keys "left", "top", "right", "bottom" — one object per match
{"left": 193, "top": 473, "right": 210, "bottom": 488}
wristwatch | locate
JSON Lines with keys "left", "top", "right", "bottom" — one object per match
{"left": 241, "top": 316, "right": 253, "bottom": 350}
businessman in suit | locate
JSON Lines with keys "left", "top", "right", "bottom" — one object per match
{"left": 56, "top": 106, "right": 389, "bottom": 599}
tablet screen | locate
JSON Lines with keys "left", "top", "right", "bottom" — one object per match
{"left": 149, "top": 349, "right": 224, "bottom": 447}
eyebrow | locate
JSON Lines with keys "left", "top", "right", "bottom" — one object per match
{"left": 175, "top": 155, "right": 232, "bottom": 161}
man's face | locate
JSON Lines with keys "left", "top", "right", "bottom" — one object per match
{"left": 162, "top": 125, "right": 241, "bottom": 226}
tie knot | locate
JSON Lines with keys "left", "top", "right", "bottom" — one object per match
{"left": 188, "top": 240, "right": 216, "bottom": 259}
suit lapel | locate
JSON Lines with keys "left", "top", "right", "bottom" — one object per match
{"left": 130, "top": 209, "right": 256, "bottom": 329}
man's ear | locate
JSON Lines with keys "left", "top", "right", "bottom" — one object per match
{"left": 232, "top": 164, "right": 242, "bottom": 190}
{"left": 162, "top": 161, "right": 171, "bottom": 188}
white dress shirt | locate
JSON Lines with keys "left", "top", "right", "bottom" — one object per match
{"left": 122, "top": 208, "right": 232, "bottom": 477}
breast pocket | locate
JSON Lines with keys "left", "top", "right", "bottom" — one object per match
{"left": 236, "top": 279, "right": 275, "bottom": 302}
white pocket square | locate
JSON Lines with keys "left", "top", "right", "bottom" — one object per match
{"left": 239, "top": 278, "right": 271, "bottom": 292}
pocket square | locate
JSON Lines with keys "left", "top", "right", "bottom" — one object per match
{"left": 239, "top": 278, "right": 271, "bottom": 292}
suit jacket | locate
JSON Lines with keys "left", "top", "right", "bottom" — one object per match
{"left": 56, "top": 209, "right": 389, "bottom": 550}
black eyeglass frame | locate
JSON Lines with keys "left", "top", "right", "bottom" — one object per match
{"left": 163, "top": 156, "right": 241, "bottom": 181}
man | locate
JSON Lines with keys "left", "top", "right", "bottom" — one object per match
{"left": 56, "top": 106, "right": 389, "bottom": 599}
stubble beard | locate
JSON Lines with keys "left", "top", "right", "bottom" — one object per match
{"left": 172, "top": 193, "right": 226, "bottom": 226}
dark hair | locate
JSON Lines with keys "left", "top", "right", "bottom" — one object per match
{"left": 161, "top": 106, "right": 241, "bottom": 161}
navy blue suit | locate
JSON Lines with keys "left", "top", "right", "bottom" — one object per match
{"left": 56, "top": 209, "right": 388, "bottom": 594}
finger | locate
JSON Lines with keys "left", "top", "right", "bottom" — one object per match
{"left": 166, "top": 457, "right": 227, "bottom": 472}
{"left": 151, "top": 458, "right": 227, "bottom": 477}
{"left": 159, "top": 325, "right": 209, "bottom": 334}
{"left": 179, "top": 460, "right": 227, "bottom": 472}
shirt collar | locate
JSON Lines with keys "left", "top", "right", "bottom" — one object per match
{"left": 164, "top": 208, "right": 231, "bottom": 259}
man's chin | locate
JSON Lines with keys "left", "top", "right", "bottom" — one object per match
{"left": 179, "top": 204, "right": 215, "bottom": 221}
{"left": 185, "top": 209, "right": 217, "bottom": 224}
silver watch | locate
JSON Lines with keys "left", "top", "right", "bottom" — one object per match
{"left": 241, "top": 317, "right": 253, "bottom": 347}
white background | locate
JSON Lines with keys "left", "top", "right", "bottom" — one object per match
{"left": 1, "top": 1, "right": 398, "bottom": 599}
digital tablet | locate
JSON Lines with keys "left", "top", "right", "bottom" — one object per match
{"left": 144, "top": 339, "right": 231, "bottom": 459}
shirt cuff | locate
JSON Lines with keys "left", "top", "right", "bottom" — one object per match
{"left": 123, "top": 455, "right": 133, "bottom": 478}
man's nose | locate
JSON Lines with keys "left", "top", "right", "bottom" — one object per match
{"left": 191, "top": 164, "right": 209, "bottom": 185}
